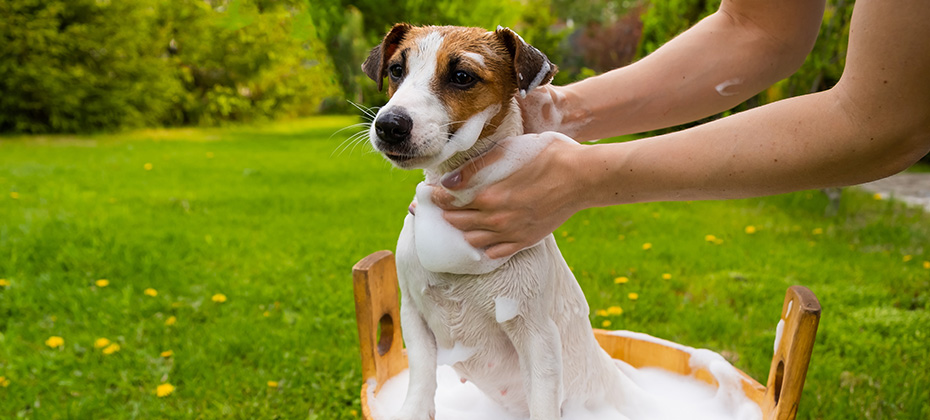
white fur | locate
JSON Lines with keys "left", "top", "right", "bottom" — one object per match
{"left": 371, "top": 27, "right": 632, "bottom": 420}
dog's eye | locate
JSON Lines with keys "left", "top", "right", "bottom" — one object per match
{"left": 389, "top": 64, "right": 404, "bottom": 80}
{"left": 450, "top": 70, "right": 477, "bottom": 89}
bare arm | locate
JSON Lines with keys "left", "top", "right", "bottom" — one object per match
{"left": 524, "top": 0, "right": 825, "bottom": 139}
{"left": 437, "top": 0, "right": 930, "bottom": 258}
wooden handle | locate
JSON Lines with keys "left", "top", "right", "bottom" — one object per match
{"left": 353, "top": 250, "right": 407, "bottom": 393}
{"left": 761, "top": 285, "right": 821, "bottom": 420}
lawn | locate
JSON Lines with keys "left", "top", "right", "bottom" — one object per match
{"left": 1, "top": 116, "right": 928, "bottom": 419}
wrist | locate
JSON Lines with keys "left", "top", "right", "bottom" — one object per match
{"left": 572, "top": 141, "right": 641, "bottom": 208}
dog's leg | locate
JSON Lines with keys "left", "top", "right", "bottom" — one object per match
{"left": 392, "top": 293, "right": 438, "bottom": 420}
{"left": 501, "top": 316, "right": 563, "bottom": 420}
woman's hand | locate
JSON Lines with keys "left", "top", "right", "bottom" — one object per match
{"left": 430, "top": 134, "right": 588, "bottom": 259}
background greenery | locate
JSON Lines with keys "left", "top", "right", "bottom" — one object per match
{"left": 1, "top": 0, "right": 856, "bottom": 133}
{"left": 1, "top": 118, "right": 928, "bottom": 419}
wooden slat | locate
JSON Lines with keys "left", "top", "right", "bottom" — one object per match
{"left": 353, "top": 250, "right": 407, "bottom": 396}
{"left": 760, "top": 285, "right": 822, "bottom": 420}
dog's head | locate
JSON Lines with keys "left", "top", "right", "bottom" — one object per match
{"left": 363, "top": 24, "right": 557, "bottom": 172}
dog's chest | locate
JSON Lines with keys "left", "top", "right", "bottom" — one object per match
{"left": 414, "top": 267, "right": 508, "bottom": 348}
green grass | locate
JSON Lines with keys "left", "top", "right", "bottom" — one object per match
{"left": 1, "top": 117, "right": 928, "bottom": 419}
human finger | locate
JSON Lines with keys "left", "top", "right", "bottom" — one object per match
{"left": 484, "top": 242, "right": 525, "bottom": 260}
{"left": 440, "top": 142, "right": 507, "bottom": 190}
{"left": 440, "top": 208, "right": 487, "bottom": 232}
{"left": 461, "top": 229, "right": 501, "bottom": 250}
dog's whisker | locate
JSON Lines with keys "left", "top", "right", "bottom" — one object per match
{"left": 347, "top": 100, "right": 380, "bottom": 121}
{"left": 332, "top": 129, "right": 374, "bottom": 157}
{"left": 331, "top": 122, "right": 371, "bottom": 139}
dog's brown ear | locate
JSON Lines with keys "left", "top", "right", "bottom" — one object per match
{"left": 362, "top": 23, "right": 412, "bottom": 92}
{"left": 494, "top": 26, "right": 558, "bottom": 97}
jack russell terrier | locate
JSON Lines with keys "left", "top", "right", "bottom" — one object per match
{"left": 363, "top": 24, "right": 636, "bottom": 420}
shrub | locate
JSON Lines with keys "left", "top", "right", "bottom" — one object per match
{"left": 0, "top": 0, "right": 182, "bottom": 133}
{"left": 0, "top": 0, "right": 342, "bottom": 133}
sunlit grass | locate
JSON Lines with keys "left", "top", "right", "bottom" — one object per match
{"left": 1, "top": 117, "right": 928, "bottom": 418}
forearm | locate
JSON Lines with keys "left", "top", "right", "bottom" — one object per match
{"left": 559, "top": 0, "right": 824, "bottom": 141}
{"left": 576, "top": 88, "right": 930, "bottom": 206}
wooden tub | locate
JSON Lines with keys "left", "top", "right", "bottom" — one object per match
{"left": 353, "top": 250, "right": 821, "bottom": 420}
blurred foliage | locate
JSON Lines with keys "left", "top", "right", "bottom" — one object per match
{"left": 0, "top": 0, "right": 181, "bottom": 133}
{"left": 0, "top": 0, "right": 860, "bottom": 134}
{"left": 0, "top": 0, "right": 340, "bottom": 133}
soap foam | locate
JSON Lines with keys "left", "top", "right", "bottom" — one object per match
{"left": 494, "top": 297, "right": 520, "bottom": 323}
{"left": 370, "top": 336, "right": 763, "bottom": 420}
{"left": 773, "top": 319, "right": 785, "bottom": 354}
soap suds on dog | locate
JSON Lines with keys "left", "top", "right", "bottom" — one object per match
{"left": 494, "top": 297, "right": 520, "bottom": 323}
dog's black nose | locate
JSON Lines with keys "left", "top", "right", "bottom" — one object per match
{"left": 375, "top": 110, "right": 413, "bottom": 144}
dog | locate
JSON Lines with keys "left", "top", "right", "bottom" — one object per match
{"left": 363, "top": 24, "right": 635, "bottom": 420}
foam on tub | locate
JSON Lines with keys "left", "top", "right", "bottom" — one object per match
{"left": 369, "top": 331, "right": 763, "bottom": 420}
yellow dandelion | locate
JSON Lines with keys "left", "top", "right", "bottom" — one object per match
{"left": 161, "top": 350, "right": 173, "bottom": 358}
{"left": 642, "top": 243, "right": 652, "bottom": 250}
{"left": 595, "top": 309, "right": 608, "bottom": 317}
{"left": 94, "top": 338, "right": 111, "bottom": 349}
{"left": 661, "top": 273, "right": 672, "bottom": 280}
{"left": 704, "top": 234, "right": 717, "bottom": 242}
{"left": 144, "top": 288, "right": 158, "bottom": 297}
{"left": 745, "top": 225, "right": 757, "bottom": 234}
{"left": 206, "top": 152, "right": 215, "bottom": 159}
{"left": 613, "top": 276, "right": 629, "bottom": 284}
{"left": 0, "top": 279, "right": 10, "bottom": 287}
{"left": 607, "top": 306, "right": 623, "bottom": 315}
{"left": 95, "top": 279, "right": 109, "bottom": 287}
{"left": 212, "top": 293, "right": 227, "bottom": 303}
{"left": 10, "top": 192, "right": 20, "bottom": 199}
{"left": 263, "top": 311, "right": 271, "bottom": 317}
{"left": 872, "top": 193, "right": 884, "bottom": 200}
{"left": 45, "top": 336, "right": 64, "bottom": 348}
{"left": 144, "top": 163, "right": 153, "bottom": 171}
{"left": 812, "top": 228, "right": 823, "bottom": 235}
{"left": 156, "top": 383, "right": 175, "bottom": 397}
{"left": 601, "top": 320, "right": 612, "bottom": 328}
{"left": 165, "top": 316, "right": 177, "bottom": 326}
{"left": 628, "top": 293, "right": 639, "bottom": 301}
{"left": 923, "top": 261, "right": 930, "bottom": 269}
{"left": 902, "top": 255, "right": 913, "bottom": 262}
{"left": 0, "top": 376, "right": 9, "bottom": 387}
{"left": 561, "top": 231, "right": 569, "bottom": 237}
{"left": 102, "top": 343, "right": 121, "bottom": 355}
{"left": 267, "top": 381, "right": 279, "bottom": 388}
